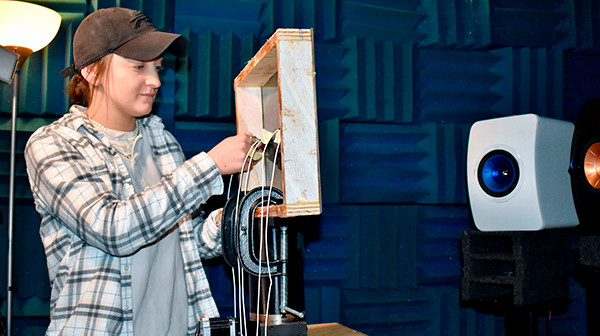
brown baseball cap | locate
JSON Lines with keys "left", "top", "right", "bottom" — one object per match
{"left": 60, "top": 7, "right": 188, "bottom": 77}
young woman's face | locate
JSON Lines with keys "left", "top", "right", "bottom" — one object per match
{"left": 102, "top": 54, "right": 163, "bottom": 120}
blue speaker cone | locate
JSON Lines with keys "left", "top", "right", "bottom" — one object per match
{"left": 477, "top": 150, "right": 519, "bottom": 197}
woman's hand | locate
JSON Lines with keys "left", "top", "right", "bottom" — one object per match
{"left": 207, "top": 132, "right": 255, "bottom": 175}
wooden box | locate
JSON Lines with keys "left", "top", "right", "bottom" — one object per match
{"left": 234, "top": 28, "right": 321, "bottom": 218}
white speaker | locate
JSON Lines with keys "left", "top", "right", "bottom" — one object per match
{"left": 466, "top": 114, "right": 578, "bottom": 231}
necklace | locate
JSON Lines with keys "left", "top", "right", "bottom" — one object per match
{"left": 87, "top": 114, "right": 141, "bottom": 159}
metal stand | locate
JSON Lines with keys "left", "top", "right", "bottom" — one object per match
{"left": 219, "top": 188, "right": 307, "bottom": 335}
{"left": 6, "top": 67, "right": 18, "bottom": 336}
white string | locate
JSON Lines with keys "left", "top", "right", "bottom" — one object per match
{"left": 235, "top": 179, "right": 247, "bottom": 336}
{"left": 226, "top": 174, "right": 234, "bottom": 200}
{"left": 243, "top": 141, "right": 261, "bottom": 193}
{"left": 226, "top": 175, "right": 238, "bottom": 320}
{"left": 255, "top": 137, "right": 268, "bottom": 336}
{"left": 238, "top": 258, "right": 248, "bottom": 336}
{"left": 234, "top": 138, "right": 261, "bottom": 336}
{"left": 234, "top": 177, "right": 245, "bottom": 335}
{"left": 264, "top": 132, "right": 280, "bottom": 336}
{"left": 255, "top": 130, "right": 281, "bottom": 336}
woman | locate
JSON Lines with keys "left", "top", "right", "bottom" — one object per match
{"left": 24, "top": 7, "right": 252, "bottom": 335}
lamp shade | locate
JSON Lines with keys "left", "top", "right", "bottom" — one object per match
{"left": 0, "top": 1, "right": 61, "bottom": 52}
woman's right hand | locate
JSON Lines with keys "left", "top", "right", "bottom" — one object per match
{"left": 207, "top": 132, "right": 255, "bottom": 175}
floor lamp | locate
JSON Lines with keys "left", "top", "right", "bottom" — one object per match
{"left": 0, "top": 2, "right": 61, "bottom": 335}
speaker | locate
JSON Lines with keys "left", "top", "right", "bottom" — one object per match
{"left": 570, "top": 98, "right": 600, "bottom": 235}
{"left": 466, "top": 114, "right": 578, "bottom": 231}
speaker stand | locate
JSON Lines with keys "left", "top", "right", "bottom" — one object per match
{"left": 505, "top": 311, "right": 538, "bottom": 336}
{"left": 461, "top": 229, "right": 572, "bottom": 335}
{"left": 576, "top": 235, "right": 600, "bottom": 335}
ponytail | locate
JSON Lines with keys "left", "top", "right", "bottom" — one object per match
{"left": 67, "top": 74, "right": 91, "bottom": 106}
{"left": 66, "top": 54, "right": 113, "bottom": 107}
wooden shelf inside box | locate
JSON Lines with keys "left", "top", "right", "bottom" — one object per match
{"left": 235, "top": 28, "right": 321, "bottom": 218}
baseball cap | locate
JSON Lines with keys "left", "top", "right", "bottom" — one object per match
{"left": 60, "top": 7, "right": 188, "bottom": 77}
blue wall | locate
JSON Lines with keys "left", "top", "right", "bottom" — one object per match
{"left": 1, "top": 0, "right": 600, "bottom": 335}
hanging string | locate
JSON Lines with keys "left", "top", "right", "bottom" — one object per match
{"left": 256, "top": 133, "right": 270, "bottom": 336}
{"left": 235, "top": 137, "right": 262, "bottom": 336}
{"left": 255, "top": 134, "right": 269, "bottom": 336}
{"left": 260, "top": 131, "right": 281, "bottom": 336}
{"left": 251, "top": 129, "right": 281, "bottom": 336}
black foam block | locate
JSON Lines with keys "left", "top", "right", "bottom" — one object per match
{"left": 580, "top": 235, "right": 600, "bottom": 268}
{"left": 461, "top": 229, "right": 571, "bottom": 307}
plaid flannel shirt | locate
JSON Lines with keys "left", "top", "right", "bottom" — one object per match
{"left": 24, "top": 105, "right": 224, "bottom": 335}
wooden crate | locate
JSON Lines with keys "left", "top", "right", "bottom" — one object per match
{"left": 234, "top": 28, "right": 321, "bottom": 218}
